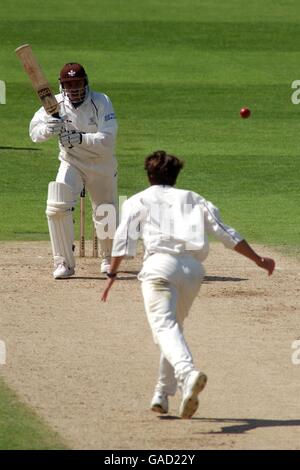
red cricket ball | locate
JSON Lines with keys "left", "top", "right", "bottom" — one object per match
{"left": 240, "top": 107, "right": 251, "bottom": 118}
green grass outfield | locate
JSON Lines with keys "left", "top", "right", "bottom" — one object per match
{"left": 0, "top": 0, "right": 299, "bottom": 246}
{"left": 0, "top": 0, "right": 299, "bottom": 449}
{"left": 0, "top": 378, "right": 67, "bottom": 449}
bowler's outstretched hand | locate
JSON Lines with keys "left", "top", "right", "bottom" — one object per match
{"left": 256, "top": 257, "right": 275, "bottom": 276}
{"left": 101, "top": 256, "right": 124, "bottom": 302}
{"left": 234, "top": 240, "right": 275, "bottom": 276}
{"left": 101, "top": 278, "right": 115, "bottom": 302}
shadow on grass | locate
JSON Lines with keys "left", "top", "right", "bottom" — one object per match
{"left": 0, "top": 146, "right": 40, "bottom": 151}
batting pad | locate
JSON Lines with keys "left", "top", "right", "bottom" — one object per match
{"left": 46, "top": 182, "right": 75, "bottom": 268}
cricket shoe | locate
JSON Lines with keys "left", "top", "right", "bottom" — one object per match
{"left": 100, "top": 257, "right": 111, "bottom": 274}
{"left": 53, "top": 263, "right": 75, "bottom": 279}
{"left": 179, "top": 370, "right": 207, "bottom": 419}
{"left": 150, "top": 391, "right": 169, "bottom": 414}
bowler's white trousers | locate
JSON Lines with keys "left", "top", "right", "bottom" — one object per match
{"left": 139, "top": 252, "right": 205, "bottom": 395}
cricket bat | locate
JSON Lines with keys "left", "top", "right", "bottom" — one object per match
{"left": 80, "top": 187, "right": 86, "bottom": 257}
{"left": 15, "top": 44, "right": 59, "bottom": 117}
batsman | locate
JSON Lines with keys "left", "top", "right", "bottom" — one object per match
{"left": 29, "top": 63, "right": 118, "bottom": 279}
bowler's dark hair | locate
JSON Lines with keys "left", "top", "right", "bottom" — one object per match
{"left": 144, "top": 150, "right": 184, "bottom": 186}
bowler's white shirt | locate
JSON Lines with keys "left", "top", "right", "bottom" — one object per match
{"left": 112, "top": 185, "right": 243, "bottom": 262}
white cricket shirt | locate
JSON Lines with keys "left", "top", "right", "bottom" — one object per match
{"left": 112, "top": 185, "right": 243, "bottom": 262}
{"left": 29, "top": 90, "right": 118, "bottom": 177}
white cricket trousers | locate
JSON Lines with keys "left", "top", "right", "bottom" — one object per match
{"left": 56, "top": 160, "right": 117, "bottom": 259}
{"left": 140, "top": 253, "right": 205, "bottom": 395}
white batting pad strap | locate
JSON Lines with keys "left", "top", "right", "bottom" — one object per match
{"left": 46, "top": 182, "right": 75, "bottom": 269}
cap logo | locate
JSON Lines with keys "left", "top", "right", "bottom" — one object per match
{"left": 68, "top": 70, "right": 76, "bottom": 77}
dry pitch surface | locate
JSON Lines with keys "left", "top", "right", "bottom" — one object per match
{"left": 0, "top": 241, "right": 299, "bottom": 449}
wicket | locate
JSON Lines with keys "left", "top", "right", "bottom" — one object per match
{"left": 79, "top": 186, "right": 98, "bottom": 258}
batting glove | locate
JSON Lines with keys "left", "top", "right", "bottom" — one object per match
{"left": 45, "top": 117, "right": 64, "bottom": 136}
{"left": 59, "top": 130, "right": 82, "bottom": 148}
